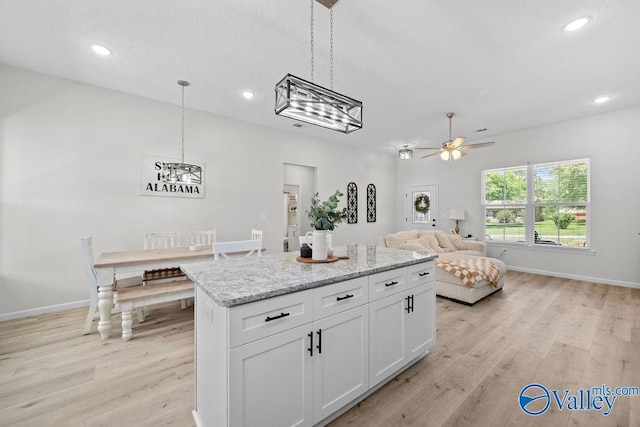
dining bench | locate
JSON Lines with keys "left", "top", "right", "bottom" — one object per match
{"left": 116, "top": 279, "right": 194, "bottom": 341}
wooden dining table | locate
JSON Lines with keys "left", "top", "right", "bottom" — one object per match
{"left": 93, "top": 246, "right": 214, "bottom": 339}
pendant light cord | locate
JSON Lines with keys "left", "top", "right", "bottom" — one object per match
{"left": 310, "top": 0, "right": 314, "bottom": 82}
{"left": 178, "top": 80, "right": 190, "bottom": 164}
{"left": 181, "top": 83, "right": 185, "bottom": 164}
{"left": 310, "top": 0, "right": 334, "bottom": 89}
{"left": 330, "top": 8, "right": 334, "bottom": 90}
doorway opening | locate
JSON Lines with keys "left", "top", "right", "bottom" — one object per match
{"left": 284, "top": 164, "right": 316, "bottom": 252}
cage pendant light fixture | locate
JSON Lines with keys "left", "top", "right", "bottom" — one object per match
{"left": 275, "top": 0, "right": 362, "bottom": 133}
{"left": 162, "top": 80, "right": 202, "bottom": 185}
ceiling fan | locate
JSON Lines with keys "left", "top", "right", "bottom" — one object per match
{"left": 416, "top": 112, "right": 495, "bottom": 161}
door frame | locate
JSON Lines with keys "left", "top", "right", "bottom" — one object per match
{"left": 405, "top": 184, "right": 438, "bottom": 231}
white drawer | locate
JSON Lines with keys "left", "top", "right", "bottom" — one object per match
{"left": 312, "top": 277, "right": 368, "bottom": 319}
{"left": 407, "top": 262, "right": 435, "bottom": 289}
{"left": 228, "top": 290, "right": 313, "bottom": 348}
{"left": 368, "top": 268, "right": 407, "bottom": 301}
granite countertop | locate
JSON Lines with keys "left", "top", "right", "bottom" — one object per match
{"left": 181, "top": 244, "right": 436, "bottom": 307}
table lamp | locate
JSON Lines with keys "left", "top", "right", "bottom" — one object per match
{"left": 449, "top": 209, "right": 465, "bottom": 234}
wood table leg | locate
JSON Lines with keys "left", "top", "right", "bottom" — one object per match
{"left": 121, "top": 307, "right": 133, "bottom": 341}
{"left": 97, "top": 283, "right": 114, "bottom": 339}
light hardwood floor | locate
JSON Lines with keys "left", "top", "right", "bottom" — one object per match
{"left": 1, "top": 271, "right": 638, "bottom": 426}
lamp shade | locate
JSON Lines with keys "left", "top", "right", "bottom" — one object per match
{"left": 449, "top": 209, "right": 465, "bottom": 221}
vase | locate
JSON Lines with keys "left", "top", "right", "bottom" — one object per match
{"left": 306, "top": 230, "right": 328, "bottom": 261}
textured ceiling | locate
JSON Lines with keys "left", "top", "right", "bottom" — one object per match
{"left": 1, "top": 0, "right": 639, "bottom": 153}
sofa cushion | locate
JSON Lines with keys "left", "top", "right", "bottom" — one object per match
{"left": 434, "top": 232, "right": 456, "bottom": 252}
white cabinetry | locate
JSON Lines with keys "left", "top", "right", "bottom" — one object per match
{"left": 369, "top": 263, "right": 436, "bottom": 388}
{"left": 194, "top": 261, "right": 435, "bottom": 427}
{"left": 229, "top": 324, "right": 313, "bottom": 427}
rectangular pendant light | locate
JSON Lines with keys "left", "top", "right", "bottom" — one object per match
{"left": 275, "top": 74, "right": 362, "bottom": 134}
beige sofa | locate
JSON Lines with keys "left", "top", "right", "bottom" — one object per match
{"left": 378, "top": 230, "right": 506, "bottom": 305}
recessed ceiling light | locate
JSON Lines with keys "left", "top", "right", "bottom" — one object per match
{"left": 242, "top": 91, "right": 255, "bottom": 99}
{"left": 91, "top": 44, "right": 111, "bottom": 56}
{"left": 593, "top": 96, "right": 610, "bottom": 104}
{"left": 563, "top": 17, "right": 590, "bottom": 32}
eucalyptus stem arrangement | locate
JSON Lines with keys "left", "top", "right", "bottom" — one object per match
{"left": 307, "top": 190, "right": 348, "bottom": 231}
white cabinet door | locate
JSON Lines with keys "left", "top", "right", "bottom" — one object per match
{"left": 405, "top": 283, "right": 436, "bottom": 359}
{"left": 368, "top": 291, "right": 408, "bottom": 388}
{"left": 312, "top": 305, "right": 369, "bottom": 423}
{"left": 229, "top": 324, "right": 313, "bottom": 427}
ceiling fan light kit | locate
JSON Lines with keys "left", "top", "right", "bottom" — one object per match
{"left": 398, "top": 144, "right": 413, "bottom": 160}
{"left": 275, "top": 0, "right": 362, "bottom": 133}
{"left": 162, "top": 80, "right": 202, "bottom": 185}
{"left": 417, "top": 112, "right": 494, "bottom": 164}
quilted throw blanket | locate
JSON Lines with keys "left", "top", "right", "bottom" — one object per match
{"left": 436, "top": 258, "right": 500, "bottom": 288}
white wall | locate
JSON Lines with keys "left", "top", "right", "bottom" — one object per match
{"left": 397, "top": 107, "right": 640, "bottom": 287}
{"left": 0, "top": 65, "right": 397, "bottom": 318}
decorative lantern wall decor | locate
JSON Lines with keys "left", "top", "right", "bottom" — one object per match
{"left": 347, "top": 182, "right": 358, "bottom": 224}
{"left": 367, "top": 183, "right": 376, "bottom": 222}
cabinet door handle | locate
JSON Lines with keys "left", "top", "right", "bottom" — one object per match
{"left": 405, "top": 296, "right": 411, "bottom": 313}
{"left": 316, "top": 329, "right": 322, "bottom": 354}
{"left": 265, "top": 312, "right": 290, "bottom": 322}
{"left": 410, "top": 295, "right": 414, "bottom": 313}
{"left": 419, "top": 272, "right": 430, "bottom": 277}
{"left": 385, "top": 281, "right": 399, "bottom": 287}
{"left": 336, "top": 294, "right": 354, "bottom": 301}
{"left": 307, "top": 332, "right": 313, "bottom": 357}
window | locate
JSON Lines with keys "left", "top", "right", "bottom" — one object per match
{"left": 482, "top": 158, "right": 590, "bottom": 249}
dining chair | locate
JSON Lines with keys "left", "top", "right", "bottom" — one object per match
{"left": 250, "top": 229, "right": 263, "bottom": 241}
{"left": 144, "top": 231, "right": 181, "bottom": 249}
{"left": 81, "top": 237, "right": 145, "bottom": 334}
{"left": 188, "top": 229, "right": 217, "bottom": 246}
{"left": 213, "top": 240, "right": 263, "bottom": 260}
{"left": 143, "top": 231, "right": 188, "bottom": 309}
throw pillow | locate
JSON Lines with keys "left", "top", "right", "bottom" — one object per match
{"left": 385, "top": 234, "right": 407, "bottom": 249}
{"left": 434, "top": 232, "right": 456, "bottom": 252}
{"left": 393, "top": 230, "right": 420, "bottom": 241}
{"left": 399, "top": 242, "right": 431, "bottom": 252}
{"left": 408, "top": 235, "right": 442, "bottom": 253}
{"left": 448, "top": 233, "right": 467, "bottom": 250}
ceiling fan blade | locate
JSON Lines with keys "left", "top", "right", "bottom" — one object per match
{"left": 462, "top": 141, "right": 495, "bottom": 149}
{"left": 420, "top": 151, "right": 442, "bottom": 159}
{"left": 414, "top": 146, "right": 441, "bottom": 150}
{"left": 450, "top": 137, "right": 465, "bottom": 148}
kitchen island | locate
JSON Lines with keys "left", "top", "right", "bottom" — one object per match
{"left": 183, "top": 244, "right": 437, "bottom": 427}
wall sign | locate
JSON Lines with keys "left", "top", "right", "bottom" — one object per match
{"left": 140, "top": 155, "right": 205, "bottom": 198}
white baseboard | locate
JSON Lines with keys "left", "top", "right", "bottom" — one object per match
{"left": 0, "top": 299, "right": 89, "bottom": 322}
{"left": 506, "top": 266, "right": 640, "bottom": 289}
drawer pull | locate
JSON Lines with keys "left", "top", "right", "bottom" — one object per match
{"left": 419, "top": 272, "right": 430, "bottom": 276}
{"left": 336, "top": 294, "right": 354, "bottom": 301}
{"left": 265, "top": 312, "right": 290, "bottom": 322}
{"left": 385, "top": 281, "right": 399, "bottom": 287}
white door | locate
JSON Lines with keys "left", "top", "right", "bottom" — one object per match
{"left": 312, "top": 305, "right": 369, "bottom": 423}
{"left": 229, "top": 324, "right": 313, "bottom": 427}
{"left": 368, "top": 292, "right": 407, "bottom": 388}
{"left": 405, "top": 284, "right": 436, "bottom": 359}
{"left": 405, "top": 184, "right": 438, "bottom": 231}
